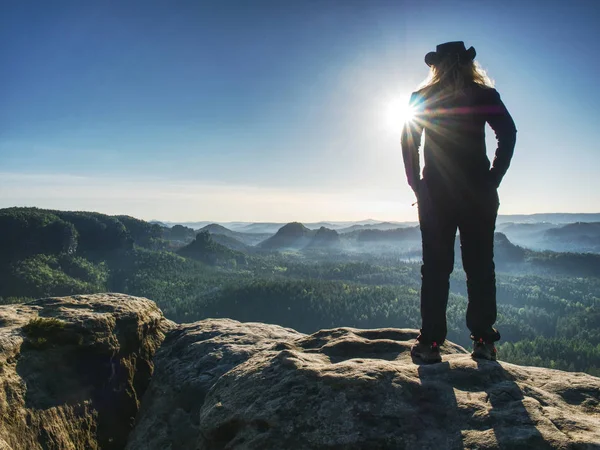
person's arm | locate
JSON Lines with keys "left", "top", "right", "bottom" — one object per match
{"left": 486, "top": 89, "right": 517, "bottom": 187}
{"left": 401, "top": 92, "right": 424, "bottom": 193}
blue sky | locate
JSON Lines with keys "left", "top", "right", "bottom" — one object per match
{"left": 1, "top": 0, "right": 600, "bottom": 221}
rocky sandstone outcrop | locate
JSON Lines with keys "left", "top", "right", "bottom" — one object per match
{"left": 126, "top": 319, "right": 303, "bottom": 449}
{"left": 0, "top": 294, "right": 172, "bottom": 449}
{"left": 2, "top": 295, "right": 599, "bottom": 449}
{"left": 129, "top": 320, "right": 600, "bottom": 450}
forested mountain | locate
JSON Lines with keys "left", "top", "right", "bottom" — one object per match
{"left": 232, "top": 221, "right": 385, "bottom": 234}
{"left": 198, "top": 223, "right": 235, "bottom": 235}
{"left": 0, "top": 207, "right": 146, "bottom": 261}
{"left": 306, "top": 227, "right": 341, "bottom": 249}
{"left": 497, "top": 221, "right": 557, "bottom": 238}
{"left": 2, "top": 206, "right": 600, "bottom": 376}
{"left": 177, "top": 231, "right": 247, "bottom": 266}
{"left": 159, "top": 214, "right": 600, "bottom": 235}
{"left": 497, "top": 221, "right": 600, "bottom": 253}
{"left": 258, "top": 222, "right": 315, "bottom": 250}
{"left": 496, "top": 222, "right": 557, "bottom": 249}
{"left": 160, "top": 224, "right": 196, "bottom": 246}
{"left": 198, "top": 223, "right": 271, "bottom": 246}
{"left": 542, "top": 222, "right": 600, "bottom": 252}
{"left": 209, "top": 233, "right": 251, "bottom": 252}
{"left": 492, "top": 232, "right": 527, "bottom": 266}
{"left": 160, "top": 217, "right": 600, "bottom": 255}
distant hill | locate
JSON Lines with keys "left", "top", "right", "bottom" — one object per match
{"left": 306, "top": 227, "right": 341, "bottom": 249}
{"left": 177, "top": 231, "right": 246, "bottom": 266}
{"left": 355, "top": 227, "right": 421, "bottom": 242}
{"left": 493, "top": 232, "right": 527, "bottom": 264}
{"left": 156, "top": 221, "right": 214, "bottom": 230}
{"left": 495, "top": 221, "right": 600, "bottom": 254}
{"left": 210, "top": 233, "right": 250, "bottom": 252}
{"left": 497, "top": 222, "right": 558, "bottom": 239}
{"left": 307, "top": 222, "right": 338, "bottom": 230}
{"left": 199, "top": 223, "right": 235, "bottom": 235}
{"left": 542, "top": 222, "right": 600, "bottom": 252}
{"left": 337, "top": 222, "right": 407, "bottom": 234}
{"left": 258, "top": 222, "right": 315, "bottom": 250}
{"left": 229, "top": 220, "right": 407, "bottom": 234}
{"left": 154, "top": 215, "right": 600, "bottom": 234}
{"left": 198, "top": 223, "right": 272, "bottom": 246}
{"left": 496, "top": 213, "right": 600, "bottom": 224}
{"left": 346, "top": 219, "right": 388, "bottom": 226}
{"left": 234, "top": 223, "right": 286, "bottom": 234}
{"left": 162, "top": 224, "right": 196, "bottom": 245}
{"left": 335, "top": 227, "right": 422, "bottom": 254}
{"left": 544, "top": 222, "right": 600, "bottom": 241}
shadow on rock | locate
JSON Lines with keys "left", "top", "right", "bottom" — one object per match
{"left": 475, "top": 359, "right": 552, "bottom": 449}
{"left": 416, "top": 362, "right": 465, "bottom": 449}
{"left": 416, "top": 358, "right": 551, "bottom": 449}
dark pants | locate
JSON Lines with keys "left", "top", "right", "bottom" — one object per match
{"left": 417, "top": 181, "right": 501, "bottom": 345}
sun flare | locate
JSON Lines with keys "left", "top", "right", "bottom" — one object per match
{"left": 384, "top": 95, "right": 415, "bottom": 134}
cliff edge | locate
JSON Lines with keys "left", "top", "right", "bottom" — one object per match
{"left": 0, "top": 294, "right": 173, "bottom": 449}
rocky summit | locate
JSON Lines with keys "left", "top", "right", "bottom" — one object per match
{"left": 1, "top": 295, "right": 599, "bottom": 449}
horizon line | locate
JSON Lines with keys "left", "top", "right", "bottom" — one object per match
{"left": 155, "top": 211, "right": 600, "bottom": 225}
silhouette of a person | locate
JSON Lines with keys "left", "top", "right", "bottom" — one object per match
{"left": 402, "top": 42, "right": 517, "bottom": 363}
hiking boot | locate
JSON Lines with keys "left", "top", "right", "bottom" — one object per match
{"left": 411, "top": 339, "right": 442, "bottom": 364}
{"left": 471, "top": 338, "right": 497, "bottom": 361}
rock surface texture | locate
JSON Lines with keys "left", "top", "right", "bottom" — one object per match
{"left": 1, "top": 297, "right": 599, "bottom": 450}
{"left": 0, "top": 293, "right": 172, "bottom": 450}
{"left": 129, "top": 320, "right": 600, "bottom": 450}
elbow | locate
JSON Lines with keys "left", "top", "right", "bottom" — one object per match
{"left": 499, "top": 126, "right": 517, "bottom": 147}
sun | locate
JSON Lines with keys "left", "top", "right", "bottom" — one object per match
{"left": 384, "top": 95, "right": 416, "bottom": 134}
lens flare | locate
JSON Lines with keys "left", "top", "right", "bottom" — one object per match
{"left": 384, "top": 95, "right": 415, "bottom": 133}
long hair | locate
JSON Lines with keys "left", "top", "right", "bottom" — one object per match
{"left": 418, "top": 58, "right": 494, "bottom": 95}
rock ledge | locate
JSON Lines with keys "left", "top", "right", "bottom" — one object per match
{"left": 129, "top": 320, "right": 600, "bottom": 450}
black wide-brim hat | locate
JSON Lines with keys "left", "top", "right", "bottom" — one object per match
{"left": 425, "top": 41, "right": 476, "bottom": 67}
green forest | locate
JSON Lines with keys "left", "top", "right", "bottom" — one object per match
{"left": 1, "top": 207, "right": 599, "bottom": 376}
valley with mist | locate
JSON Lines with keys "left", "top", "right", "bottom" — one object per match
{"left": 2, "top": 206, "right": 600, "bottom": 376}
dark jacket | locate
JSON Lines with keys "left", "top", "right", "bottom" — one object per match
{"left": 401, "top": 82, "right": 517, "bottom": 198}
